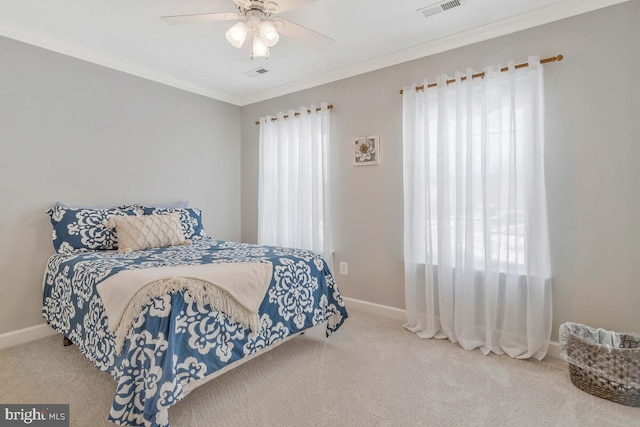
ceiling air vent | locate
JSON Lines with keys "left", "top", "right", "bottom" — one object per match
{"left": 244, "top": 67, "right": 270, "bottom": 77}
{"left": 418, "top": 0, "right": 466, "bottom": 18}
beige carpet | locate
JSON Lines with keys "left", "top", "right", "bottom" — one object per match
{"left": 1, "top": 309, "right": 638, "bottom": 427}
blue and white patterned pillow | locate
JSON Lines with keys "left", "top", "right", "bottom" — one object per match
{"left": 47, "top": 205, "right": 140, "bottom": 254}
{"left": 143, "top": 207, "right": 207, "bottom": 240}
{"left": 54, "top": 201, "right": 187, "bottom": 211}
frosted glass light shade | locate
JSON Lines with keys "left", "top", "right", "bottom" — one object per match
{"left": 252, "top": 34, "right": 270, "bottom": 59}
{"left": 258, "top": 20, "right": 279, "bottom": 47}
{"left": 225, "top": 22, "right": 249, "bottom": 48}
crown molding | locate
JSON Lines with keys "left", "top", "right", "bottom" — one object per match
{"left": 237, "top": 0, "right": 628, "bottom": 105}
{"left": 0, "top": 18, "right": 243, "bottom": 106}
{"left": 0, "top": 0, "right": 629, "bottom": 107}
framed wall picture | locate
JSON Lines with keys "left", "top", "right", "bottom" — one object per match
{"left": 353, "top": 135, "right": 380, "bottom": 166}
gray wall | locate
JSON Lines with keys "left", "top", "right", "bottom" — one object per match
{"left": 241, "top": 1, "right": 640, "bottom": 339}
{"left": 0, "top": 36, "right": 241, "bottom": 334}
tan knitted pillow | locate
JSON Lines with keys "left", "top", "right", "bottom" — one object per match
{"left": 106, "top": 213, "right": 190, "bottom": 253}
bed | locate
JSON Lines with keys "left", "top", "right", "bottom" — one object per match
{"left": 41, "top": 204, "right": 348, "bottom": 427}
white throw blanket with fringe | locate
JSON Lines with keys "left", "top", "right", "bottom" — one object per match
{"left": 96, "top": 262, "right": 273, "bottom": 353}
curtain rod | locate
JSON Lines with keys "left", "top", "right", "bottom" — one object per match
{"left": 254, "top": 104, "right": 334, "bottom": 125}
{"left": 399, "top": 54, "right": 563, "bottom": 95}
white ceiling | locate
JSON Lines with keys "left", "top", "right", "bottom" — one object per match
{"left": 0, "top": 0, "right": 627, "bottom": 106}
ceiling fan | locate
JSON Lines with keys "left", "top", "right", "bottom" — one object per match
{"left": 161, "top": 0, "right": 333, "bottom": 60}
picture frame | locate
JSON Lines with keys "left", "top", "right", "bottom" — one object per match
{"left": 353, "top": 135, "right": 380, "bottom": 166}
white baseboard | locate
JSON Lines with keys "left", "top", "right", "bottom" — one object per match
{"left": 343, "top": 297, "right": 407, "bottom": 322}
{"left": 0, "top": 323, "right": 58, "bottom": 350}
{"left": 343, "top": 297, "right": 562, "bottom": 360}
{"left": 546, "top": 341, "right": 562, "bottom": 360}
{"left": 1, "top": 304, "right": 561, "bottom": 361}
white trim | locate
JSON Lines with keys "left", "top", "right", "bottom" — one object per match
{"left": 546, "top": 341, "right": 562, "bottom": 360}
{"left": 0, "top": 324, "right": 58, "bottom": 350}
{"left": 0, "top": 0, "right": 628, "bottom": 106}
{"left": 343, "top": 297, "right": 563, "bottom": 360}
{"left": 343, "top": 297, "right": 406, "bottom": 322}
{"left": 238, "top": 0, "right": 630, "bottom": 105}
{"left": 0, "top": 310, "right": 562, "bottom": 361}
{"left": 0, "top": 18, "right": 242, "bottom": 106}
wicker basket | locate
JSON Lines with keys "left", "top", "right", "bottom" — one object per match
{"left": 561, "top": 323, "right": 640, "bottom": 407}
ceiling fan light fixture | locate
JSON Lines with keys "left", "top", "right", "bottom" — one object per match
{"left": 225, "top": 21, "right": 249, "bottom": 48}
{"left": 251, "top": 33, "right": 270, "bottom": 59}
{"left": 258, "top": 20, "right": 279, "bottom": 47}
{"left": 162, "top": 0, "right": 334, "bottom": 59}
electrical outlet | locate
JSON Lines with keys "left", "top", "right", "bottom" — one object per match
{"left": 339, "top": 262, "right": 348, "bottom": 275}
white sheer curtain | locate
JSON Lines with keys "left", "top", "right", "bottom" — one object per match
{"left": 402, "top": 57, "right": 552, "bottom": 360}
{"left": 258, "top": 103, "right": 332, "bottom": 264}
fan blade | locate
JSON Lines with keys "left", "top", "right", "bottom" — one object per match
{"left": 270, "top": 0, "right": 319, "bottom": 13}
{"left": 274, "top": 18, "right": 333, "bottom": 52}
{"left": 161, "top": 12, "right": 241, "bottom": 25}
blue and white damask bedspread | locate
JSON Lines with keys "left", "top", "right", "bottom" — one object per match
{"left": 41, "top": 238, "right": 348, "bottom": 427}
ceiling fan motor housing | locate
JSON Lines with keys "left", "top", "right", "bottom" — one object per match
{"left": 235, "top": 0, "right": 278, "bottom": 16}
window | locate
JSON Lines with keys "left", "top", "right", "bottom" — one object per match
{"left": 402, "top": 58, "right": 552, "bottom": 359}
{"left": 404, "top": 67, "right": 548, "bottom": 275}
{"left": 257, "top": 103, "right": 332, "bottom": 262}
